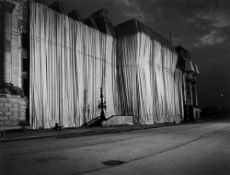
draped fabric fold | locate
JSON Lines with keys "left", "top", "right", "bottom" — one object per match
{"left": 116, "top": 33, "right": 183, "bottom": 124}
{"left": 30, "top": 1, "right": 184, "bottom": 129}
{"left": 30, "top": 1, "right": 116, "bottom": 129}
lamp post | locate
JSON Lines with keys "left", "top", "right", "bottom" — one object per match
{"left": 98, "top": 87, "right": 106, "bottom": 120}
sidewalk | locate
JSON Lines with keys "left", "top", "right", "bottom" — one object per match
{"left": 0, "top": 123, "right": 176, "bottom": 142}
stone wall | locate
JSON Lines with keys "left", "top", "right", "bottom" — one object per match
{"left": 0, "top": 95, "right": 27, "bottom": 127}
{"left": 1, "top": 0, "right": 28, "bottom": 89}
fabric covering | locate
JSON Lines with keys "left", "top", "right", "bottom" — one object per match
{"left": 116, "top": 31, "right": 184, "bottom": 124}
{"left": 30, "top": 1, "right": 117, "bottom": 129}
{"left": 29, "top": 1, "right": 184, "bottom": 129}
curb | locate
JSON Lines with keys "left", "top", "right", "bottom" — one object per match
{"left": 0, "top": 123, "right": 176, "bottom": 143}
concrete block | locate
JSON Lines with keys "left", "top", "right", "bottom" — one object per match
{"left": 0, "top": 121, "right": 5, "bottom": 127}
{"left": 0, "top": 108, "right": 9, "bottom": 112}
{"left": 20, "top": 111, "right": 26, "bottom": 117}
{"left": 19, "top": 100, "right": 26, "bottom": 105}
{"left": 2, "top": 121, "right": 9, "bottom": 127}
{"left": 9, "top": 107, "right": 20, "bottom": 112}
{"left": 8, "top": 115, "right": 19, "bottom": 121}
{"left": 13, "top": 103, "right": 20, "bottom": 108}
{"left": 20, "top": 105, "right": 26, "bottom": 109}
{"left": 13, "top": 111, "right": 20, "bottom": 116}
{"left": 0, "top": 116, "right": 9, "bottom": 121}
{"left": 9, "top": 98, "right": 19, "bottom": 103}
{"left": 5, "top": 103, "right": 13, "bottom": 108}
{"left": 0, "top": 103, "right": 4, "bottom": 107}
{"left": 4, "top": 111, "right": 12, "bottom": 116}
{"left": 103, "top": 115, "right": 134, "bottom": 126}
{"left": 19, "top": 115, "right": 26, "bottom": 120}
{"left": 0, "top": 112, "right": 4, "bottom": 116}
{"left": 0, "top": 98, "right": 9, "bottom": 103}
{"left": 8, "top": 119, "right": 20, "bottom": 126}
{"left": 19, "top": 108, "right": 26, "bottom": 113}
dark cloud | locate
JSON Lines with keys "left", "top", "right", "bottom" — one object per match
{"left": 47, "top": 0, "right": 230, "bottom": 108}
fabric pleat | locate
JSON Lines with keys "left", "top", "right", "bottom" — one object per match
{"left": 116, "top": 33, "right": 184, "bottom": 124}
{"left": 30, "top": 1, "right": 184, "bottom": 129}
{"left": 30, "top": 1, "right": 116, "bottom": 129}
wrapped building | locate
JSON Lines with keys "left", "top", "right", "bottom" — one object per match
{"left": 0, "top": 0, "right": 199, "bottom": 129}
{"left": 115, "top": 19, "right": 184, "bottom": 124}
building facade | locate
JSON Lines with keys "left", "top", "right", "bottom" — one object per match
{"left": 0, "top": 0, "right": 199, "bottom": 129}
{"left": 175, "top": 46, "right": 200, "bottom": 121}
{"left": 0, "top": 0, "right": 28, "bottom": 128}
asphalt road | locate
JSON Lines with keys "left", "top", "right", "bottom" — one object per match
{"left": 1, "top": 120, "right": 230, "bottom": 175}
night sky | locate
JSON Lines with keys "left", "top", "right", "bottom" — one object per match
{"left": 48, "top": 0, "right": 230, "bottom": 108}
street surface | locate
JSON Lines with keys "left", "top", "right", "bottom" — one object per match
{"left": 1, "top": 120, "right": 230, "bottom": 175}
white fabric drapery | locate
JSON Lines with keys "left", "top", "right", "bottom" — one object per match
{"left": 30, "top": 1, "right": 116, "bottom": 129}
{"left": 116, "top": 33, "right": 183, "bottom": 124}
{"left": 30, "top": 1, "right": 184, "bottom": 129}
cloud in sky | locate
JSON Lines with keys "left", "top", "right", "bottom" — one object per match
{"left": 116, "top": 0, "right": 147, "bottom": 22}
{"left": 195, "top": 30, "right": 228, "bottom": 46}
{"left": 198, "top": 12, "right": 230, "bottom": 28}
{"left": 196, "top": 0, "right": 230, "bottom": 28}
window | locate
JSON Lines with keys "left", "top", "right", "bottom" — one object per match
{"left": 22, "top": 33, "right": 29, "bottom": 49}
{"left": 22, "top": 57, "right": 29, "bottom": 72}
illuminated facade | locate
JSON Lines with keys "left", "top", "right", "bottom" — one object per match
{"left": 0, "top": 0, "right": 199, "bottom": 128}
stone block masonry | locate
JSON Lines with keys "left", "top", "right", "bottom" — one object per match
{"left": 0, "top": 95, "right": 27, "bottom": 127}
{"left": 1, "top": 0, "right": 29, "bottom": 89}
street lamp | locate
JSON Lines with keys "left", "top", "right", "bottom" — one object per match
{"left": 98, "top": 87, "right": 106, "bottom": 120}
